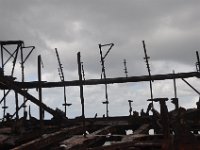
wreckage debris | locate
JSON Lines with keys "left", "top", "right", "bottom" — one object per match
{"left": 0, "top": 40, "right": 200, "bottom": 149}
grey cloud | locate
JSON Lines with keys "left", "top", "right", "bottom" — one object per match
{"left": 0, "top": 0, "right": 199, "bottom": 118}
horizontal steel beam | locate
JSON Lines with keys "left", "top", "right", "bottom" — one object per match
{"left": 0, "top": 76, "right": 60, "bottom": 117}
{"left": 0, "top": 72, "right": 199, "bottom": 90}
{"left": 0, "top": 40, "right": 24, "bottom": 45}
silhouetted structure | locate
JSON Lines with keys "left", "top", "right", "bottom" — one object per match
{"left": 0, "top": 40, "right": 200, "bottom": 149}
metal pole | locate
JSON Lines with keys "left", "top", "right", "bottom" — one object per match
{"left": 55, "top": 48, "right": 71, "bottom": 117}
{"left": 15, "top": 92, "right": 19, "bottom": 120}
{"left": 99, "top": 44, "right": 109, "bottom": 117}
{"left": 196, "top": 51, "right": 200, "bottom": 71}
{"left": 173, "top": 70, "right": 177, "bottom": 98}
{"left": 128, "top": 100, "right": 133, "bottom": 116}
{"left": 1, "top": 45, "right": 4, "bottom": 70}
{"left": 63, "top": 86, "right": 67, "bottom": 116}
{"left": 11, "top": 44, "right": 20, "bottom": 76}
{"left": 124, "top": 59, "right": 128, "bottom": 78}
{"left": 20, "top": 46, "right": 27, "bottom": 114}
{"left": 38, "top": 55, "right": 43, "bottom": 127}
{"left": 0, "top": 44, "right": 7, "bottom": 120}
{"left": 77, "top": 52, "right": 86, "bottom": 137}
{"left": 142, "top": 41, "right": 153, "bottom": 99}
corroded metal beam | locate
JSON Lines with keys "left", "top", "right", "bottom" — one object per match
{"left": 0, "top": 76, "right": 60, "bottom": 117}
{"left": 0, "top": 72, "right": 199, "bottom": 90}
{"left": 11, "top": 126, "right": 83, "bottom": 150}
{"left": 60, "top": 126, "right": 117, "bottom": 150}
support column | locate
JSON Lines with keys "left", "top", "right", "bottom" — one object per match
{"left": 77, "top": 52, "right": 86, "bottom": 137}
{"left": 128, "top": 100, "right": 133, "bottom": 116}
{"left": 38, "top": 55, "right": 43, "bottom": 127}
{"left": 15, "top": 92, "right": 19, "bottom": 120}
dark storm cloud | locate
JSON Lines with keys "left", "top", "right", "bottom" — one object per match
{"left": 1, "top": 0, "right": 199, "bottom": 70}
{"left": 0, "top": 0, "right": 199, "bottom": 117}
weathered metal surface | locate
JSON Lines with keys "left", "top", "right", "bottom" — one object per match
{"left": 0, "top": 41, "right": 200, "bottom": 150}
{"left": 77, "top": 52, "right": 86, "bottom": 137}
{"left": 11, "top": 125, "right": 83, "bottom": 150}
{"left": 58, "top": 124, "right": 150, "bottom": 150}
{"left": 0, "top": 40, "right": 24, "bottom": 45}
{"left": 0, "top": 72, "right": 199, "bottom": 90}
{"left": 0, "top": 75, "right": 64, "bottom": 118}
{"left": 121, "top": 124, "right": 150, "bottom": 142}
{"left": 88, "top": 134, "right": 160, "bottom": 150}
{"left": 60, "top": 126, "right": 117, "bottom": 150}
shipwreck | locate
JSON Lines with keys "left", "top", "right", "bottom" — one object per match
{"left": 0, "top": 40, "right": 200, "bottom": 150}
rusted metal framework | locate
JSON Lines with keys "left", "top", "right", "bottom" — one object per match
{"left": 55, "top": 48, "right": 72, "bottom": 117}
{"left": 0, "top": 41, "right": 35, "bottom": 120}
{"left": 99, "top": 43, "right": 114, "bottom": 117}
{"left": 0, "top": 40, "right": 200, "bottom": 149}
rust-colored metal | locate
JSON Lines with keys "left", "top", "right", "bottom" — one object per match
{"left": 0, "top": 75, "right": 63, "bottom": 118}
{"left": 0, "top": 41, "right": 200, "bottom": 150}
{"left": 60, "top": 126, "right": 117, "bottom": 150}
{"left": 77, "top": 52, "right": 86, "bottom": 137}
{"left": 0, "top": 71, "right": 199, "bottom": 90}
{"left": 11, "top": 126, "right": 83, "bottom": 150}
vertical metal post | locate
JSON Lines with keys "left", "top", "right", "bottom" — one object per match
{"left": 171, "top": 71, "right": 179, "bottom": 110}
{"left": 2, "top": 94, "right": 6, "bottom": 121}
{"left": 20, "top": 46, "right": 27, "bottom": 115}
{"left": 77, "top": 52, "right": 86, "bottom": 137}
{"left": 38, "top": 55, "right": 43, "bottom": 127}
{"left": 142, "top": 41, "right": 153, "bottom": 108}
{"left": 55, "top": 48, "right": 72, "bottom": 117}
{"left": 105, "top": 85, "right": 109, "bottom": 117}
{"left": 63, "top": 86, "right": 67, "bottom": 116}
{"left": 11, "top": 45, "right": 20, "bottom": 76}
{"left": 173, "top": 70, "right": 177, "bottom": 98}
{"left": 128, "top": 100, "right": 133, "bottom": 116}
{"left": 15, "top": 92, "right": 19, "bottom": 120}
{"left": 99, "top": 45, "right": 109, "bottom": 117}
{"left": 81, "top": 62, "right": 86, "bottom": 81}
{"left": 0, "top": 44, "right": 6, "bottom": 120}
{"left": 21, "top": 46, "right": 24, "bottom": 84}
{"left": 196, "top": 51, "right": 200, "bottom": 72}
{"left": 124, "top": 59, "right": 128, "bottom": 78}
{"left": 0, "top": 45, "right": 4, "bottom": 73}
{"left": 197, "top": 97, "right": 200, "bottom": 110}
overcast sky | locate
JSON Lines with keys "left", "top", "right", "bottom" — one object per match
{"left": 0, "top": 0, "right": 200, "bottom": 119}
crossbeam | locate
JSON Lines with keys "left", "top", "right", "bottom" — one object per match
{"left": 0, "top": 72, "right": 198, "bottom": 90}
{"left": 0, "top": 76, "right": 61, "bottom": 117}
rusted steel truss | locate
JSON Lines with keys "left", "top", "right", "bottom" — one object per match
{"left": 0, "top": 41, "right": 200, "bottom": 150}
